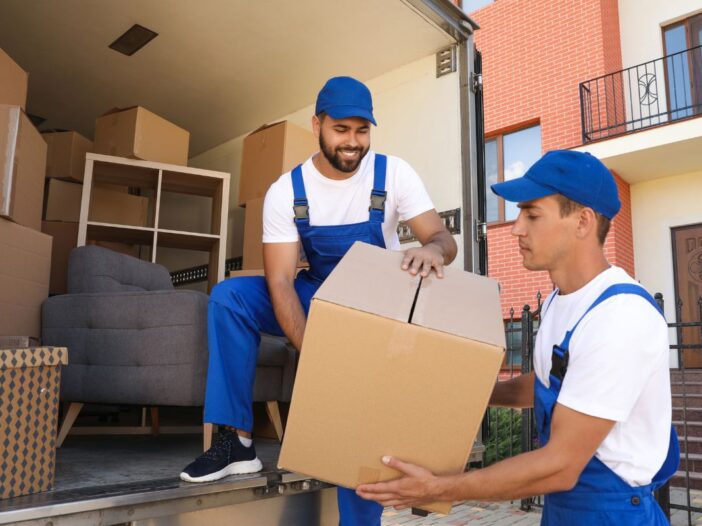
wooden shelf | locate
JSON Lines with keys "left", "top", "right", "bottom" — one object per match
{"left": 79, "top": 154, "right": 231, "bottom": 290}
{"left": 86, "top": 223, "right": 154, "bottom": 245}
{"left": 161, "top": 170, "right": 222, "bottom": 197}
{"left": 157, "top": 229, "right": 219, "bottom": 251}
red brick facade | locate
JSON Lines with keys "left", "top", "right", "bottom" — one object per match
{"left": 471, "top": 0, "right": 634, "bottom": 316}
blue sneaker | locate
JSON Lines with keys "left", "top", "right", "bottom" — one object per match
{"left": 180, "top": 428, "right": 262, "bottom": 482}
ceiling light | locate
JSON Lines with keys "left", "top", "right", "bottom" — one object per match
{"left": 109, "top": 24, "right": 158, "bottom": 56}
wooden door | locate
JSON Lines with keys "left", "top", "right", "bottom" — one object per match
{"left": 672, "top": 224, "right": 702, "bottom": 368}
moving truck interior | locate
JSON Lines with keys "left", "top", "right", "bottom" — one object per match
{"left": 0, "top": 2, "right": 486, "bottom": 524}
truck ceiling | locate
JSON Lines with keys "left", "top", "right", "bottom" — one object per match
{"left": 0, "top": 0, "right": 476, "bottom": 156}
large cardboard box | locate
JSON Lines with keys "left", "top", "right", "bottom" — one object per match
{"left": 239, "top": 121, "right": 317, "bottom": 206}
{"left": 279, "top": 242, "right": 505, "bottom": 514}
{"left": 43, "top": 131, "right": 93, "bottom": 182}
{"left": 44, "top": 178, "right": 149, "bottom": 226}
{"left": 243, "top": 197, "right": 306, "bottom": 269}
{"left": 44, "top": 178, "right": 82, "bottom": 222}
{"left": 41, "top": 221, "right": 139, "bottom": 295}
{"left": 0, "top": 219, "right": 52, "bottom": 340}
{"left": 94, "top": 106, "right": 189, "bottom": 165}
{"left": 0, "top": 105, "right": 47, "bottom": 231}
{"left": 0, "top": 346, "right": 67, "bottom": 499}
{"left": 0, "top": 49, "right": 28, "bottom": 110}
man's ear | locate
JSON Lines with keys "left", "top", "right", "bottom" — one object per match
{"left": 576, "top": 207, "right": 597, "bottom": 241}
{"left": 311, "top": 115, "right": 321, "bottom": 139}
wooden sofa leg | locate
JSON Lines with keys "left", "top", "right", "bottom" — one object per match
{"left": 57, "top": 402, "right": 83, "bottom": 448}
{"left": 150, "top": 407, "right": 160, "bottom": 436}
{"left": 265, "top": 401, "right": 284, "bottom": 442}
{"left": 203, "top": 423, "right": 214, "bottom": 451}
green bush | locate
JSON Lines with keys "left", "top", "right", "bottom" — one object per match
{"left": 484, "top": 407, "right": 522, "bottom": 465}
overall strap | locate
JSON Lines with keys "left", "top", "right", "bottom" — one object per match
{"left": 369, "top": 154, "right": 387, "bottom": 224}
{"left": 291, "top": 164, "right": 310, "bottom": 226}
{"left": 541, "top": 289, "right": 559, "bottom": 319}
{"left": 550, "top": 283, "right": 663, "bottom": 387}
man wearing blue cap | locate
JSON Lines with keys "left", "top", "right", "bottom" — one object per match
{"left": 180, "top": 76, "right": 457, "bottom": 525}
{"left": 357, "top": 150, "right": 678, "bottom": 524}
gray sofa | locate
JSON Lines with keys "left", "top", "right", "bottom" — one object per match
{"left": 42, "top": 245, "right": 296, "bottom": 446}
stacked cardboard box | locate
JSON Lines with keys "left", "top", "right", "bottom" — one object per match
{"left": 0, "top": 105, "right": 47, "bottom": 231}
{"left": 0, "top": 218, "right": 52, "bottom": 340}
{"left": 240, "top": 121, "right": 316, "bottom": 270}
{"left": 43, "top": 130, "right": 93, "bottom": 182}
{"left": 0, "top": 49, "right": 52, "bottom": 344}
{"left": 94, "top": 106, "right": 190, "bottom": 165}
{"left": 0, "top": 48, "right": 28, "bottom": 110}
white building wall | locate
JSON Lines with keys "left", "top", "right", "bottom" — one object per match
{"left": 631, "top": 170, "right": 702, "bottom": 366}
{"left": 189, "top": 53, "right": 465, "bottom": 268}
{"left": 618, "top": 0, "right": 702, "bottom": 69}
{"left": 616, "top": 1, "right": 702, "bottom": 130}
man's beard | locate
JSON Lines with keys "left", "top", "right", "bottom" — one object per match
{"left": 319, "top": 133, "right": 369, "bottom": 173}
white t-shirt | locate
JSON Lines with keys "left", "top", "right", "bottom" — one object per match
{"left": 262, "top": 151, "right": 434, "bottom": 250}
{"left": 535, "top": 266, "right": 671, "bottom": 486}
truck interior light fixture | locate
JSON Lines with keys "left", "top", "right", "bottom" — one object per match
{"left": 109, "top": 24, "right": 158, "bottom": 56}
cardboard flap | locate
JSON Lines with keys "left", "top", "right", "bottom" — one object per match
{"left": 312, "top": 242, "right": 420, "bottom": 323}
{"left": 247, "top": 121, "right": 284, "bottom": 136}
{"left": 412, "top": 267, "right": 506, "bottom": 349}
{"left": 99, "top": 106, "right": 138, "bottom": 117}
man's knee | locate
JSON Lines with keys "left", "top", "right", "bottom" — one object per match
{"left": 209, "top": 277, "right": 264, "bottom": 311}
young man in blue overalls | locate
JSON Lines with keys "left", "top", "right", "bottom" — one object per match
{"left": 356, "top": 150, "right": 679, "bottom": 525}
{"left": 180, "top": 76, "right": 458, "bottom": 525}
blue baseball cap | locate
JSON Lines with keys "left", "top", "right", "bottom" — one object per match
{"left": 315, "top": 76, "right": 377, "bottom": 125}
{"left": 491, "top": 150, "right": 621, "bottom": 219}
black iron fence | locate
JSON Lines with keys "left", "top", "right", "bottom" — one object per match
{"left": 580, "top": 44, "right": 702, "bottom": 143}
{"left": 485, "top": 292, "right": 702, "bottom": 523}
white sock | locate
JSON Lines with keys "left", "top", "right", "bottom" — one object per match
{"left": 237, "top": 435, "right": 253, "bottom": 447}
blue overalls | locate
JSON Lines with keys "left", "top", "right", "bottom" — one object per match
{"left": 205, "top": 154, "right": 389, "bottom": 526}
{"left": 535, "top": 283, "right": 680, "bottom": 525}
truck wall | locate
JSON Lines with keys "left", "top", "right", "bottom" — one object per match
{"left": 185, "top": 52, "right": 465, "bottom": 272}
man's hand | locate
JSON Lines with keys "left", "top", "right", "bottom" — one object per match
{"left": 402, "top": 244, "right": 446, "bottom": 278}
{"left": 356, "top": 456, "right": 440, "bottom": 510}
{"left": 402, "top": 210, "right": 457, "bottom": 278}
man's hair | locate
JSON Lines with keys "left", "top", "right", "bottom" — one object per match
{"left": 555, "top": 194, "right": 611, "bottom": 245}
{"left": 316, "top": 111, "right": 327, "bottom": 122}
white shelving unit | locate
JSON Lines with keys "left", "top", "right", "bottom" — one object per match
{"left": 77, "top": 153, "right": 230, "bottom": 291}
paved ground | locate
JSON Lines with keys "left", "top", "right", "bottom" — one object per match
{"left": 381, "top": 488, "right": 702, "bottom": 525}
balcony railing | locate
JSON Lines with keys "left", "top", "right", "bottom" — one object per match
{"left": 580, "top": 44, "right": 702, "bottom": 143}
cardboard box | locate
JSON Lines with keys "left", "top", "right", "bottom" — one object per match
{"left": 0, "top": 48, "right": 28, "bottom": 110}
{"left": 0, "top": 346, "right": 67, "bottom": 498}
{"left": 44, "top": 178, "right": 82, "bottom": 222}
{"left": 279, "top": 242, "right": 505, "bottom": 514}
{"left": 0, "top": 105, "right": 47, "bottom": 231}
{"left": 94, "top": 106, "right": 190, "bottom": 165}
{"left": 0, "top": 219, "right": 52, "bottom": 340}
{"left": 43, "top": 179, "right": 149, "bottom": 226}
{"left": 0, "top": 335, "right": 40, "bottom": 349}
{"left": 43, "top": 131, "right": 93, "bottom": 182}
{"left": 239, "top": 121, "right": 317, "bottom": 206}
{"left": 90, "top": 186, "right": 149, "bottom": 227}
{"left": 41, "top": 221, "right": 139, "bottom": 295}
{"left": 243, "top": 197, "right": 307, "bottom": 269}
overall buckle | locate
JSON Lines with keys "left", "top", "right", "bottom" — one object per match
{"left": 293, "top": 199, "right": 309, "bottom": 221}
{"left": 550, "top": 345, "right": 569, "bottom": 381}
{"left": 369, "top": 190, "right": 387, "bottom": 211}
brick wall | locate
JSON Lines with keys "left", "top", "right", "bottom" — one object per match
{"left": 472, "top": 0, "right": 634, "bottom": 316}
